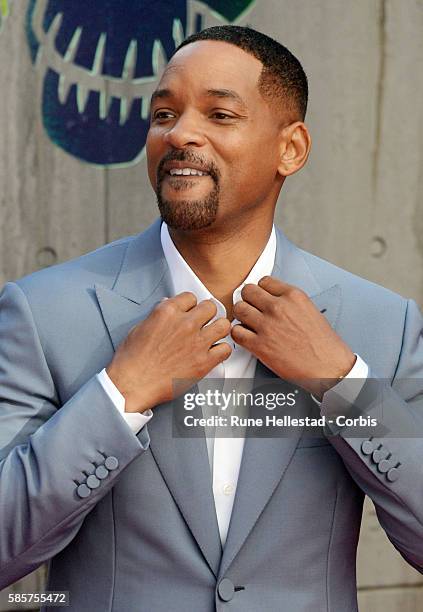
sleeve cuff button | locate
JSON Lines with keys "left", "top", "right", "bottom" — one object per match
{"left": 95, "top": 465, "right": 109, "bottom": 479}
{"left": 86, "top": 475, "right": 101, "bottom": 489}
{"left": 361, "top": 440, "right": 374, "bottom": 455}
{"left": 105, "top": 456, "right": 119, "bottom": 470}
{"left": 386, "top": 467, "right": 400, "bottom": 482}
{"left": 76, "top": 484, "right": 91, "bottom": 498}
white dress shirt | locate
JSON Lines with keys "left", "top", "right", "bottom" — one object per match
{"left": 97, "top": 221, "right": 368, "bottom": 546}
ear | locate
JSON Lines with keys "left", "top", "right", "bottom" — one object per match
{"left": 277, "top": 121, "right": 312, "bottom": 177}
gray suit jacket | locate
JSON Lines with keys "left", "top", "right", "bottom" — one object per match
{"left": 1, "top": 218, "right": 423, "bottom": 611}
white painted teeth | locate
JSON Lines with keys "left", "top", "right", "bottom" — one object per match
{"left": 172, "top": 18, "right": 184, "bottom": 47}
{"left": 169, "top": 168, "right": 207, "bottom": 176}
{"left": 91, "top": 32, "right": 107, "bottom": 77}
{"left": 31, "top": 0, "right": 172, "bottom": 125}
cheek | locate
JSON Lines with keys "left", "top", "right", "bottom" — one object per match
{"left": 219, "top": 130, "right": 278, "bottom": 182}
{"left": 146, "top": 130, "right": 161, "bottom": 188}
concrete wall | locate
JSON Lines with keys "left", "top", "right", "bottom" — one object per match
{"left": 0, "top": 1, "right": 422, "bottom": 610}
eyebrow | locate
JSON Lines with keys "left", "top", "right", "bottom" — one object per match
{"left": 150, "top": 88, "right": 172, "bottom": 104}
{"left": 150, "top": 87, "right": 247, "bottom": 109}
{"left": 204, "top": 89, "right": 247, "bottom": 109}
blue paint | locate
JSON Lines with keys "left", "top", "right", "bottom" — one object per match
{"left": 26, "top": 0, "right": 255, "bottom": 167}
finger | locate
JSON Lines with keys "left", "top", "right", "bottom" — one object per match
{"left": 170, "top": 291, "right": 198, "bottom": 311}
{"left": 190, "top": 299, "right": 218, "bottom": 327}
{"left": 208, "top": 341, "right": 232, "bottom": 367}
{"left": 201, "top": 317, "right": 231, "bottom": 346}
{"left": 232, "top": 300, "right": 263, "bottom": 331}
{"left": 230, "top": 323, "right": 257, "bottom": 351}
{"left": 258, "top": 275, "right": 294, "bottom": 296}
{"left": 239, "top": 283, "right": 274, "bottom": 312}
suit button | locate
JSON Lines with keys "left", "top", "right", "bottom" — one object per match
{"left": 95, "top": 465, "right": 109, "bottom": 480}
{"left": 377, "top": 459, "right": 391, "bottom": 473}
{"left": 372, "top": 448, "right": 387, "bottom": 464}
{"left": 105, "top": 456, "right": 119, "bottom": 470}
{"left": 387, "top": 467, "right": 400, "bottom": 482}
{"left": 77, "top": 484, "right": 91, "bottom": 499}
{"left": 361, "top": 440, "right": 374, "bottom": 455}
{"left": 218, "top": 578, "right": 235, "bottom": 602}
{"left": 86, "top": 475, "right": 100, "bottom": 489}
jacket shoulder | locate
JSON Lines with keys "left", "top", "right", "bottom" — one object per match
{"left": 300, "top": 247, "right": 408, "bottom": 309}
{"left": 12, "top": 235, "right": 134, "bottom": 302}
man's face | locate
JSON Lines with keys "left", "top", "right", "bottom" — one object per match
{"left": 146, "top": 40, "right": 284, "bottom": 231}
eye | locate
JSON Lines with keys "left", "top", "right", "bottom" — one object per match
{"left": 152, "top": 110, "right": 176, "bottom": 122}
{"left": 210, "top": 111, "right": 235, "bottom": 121}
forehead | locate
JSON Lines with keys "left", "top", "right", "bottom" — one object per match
{"left": 156, "top": 40, "right": 264, "bottom": 100}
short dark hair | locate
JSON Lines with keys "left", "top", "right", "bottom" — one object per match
{"left": 175, "top": 25, "right": 308, "bottom": 121}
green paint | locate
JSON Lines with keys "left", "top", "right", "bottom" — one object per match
{"left": 0, "top": 0, "right": 9, "bottom": 32}
{"left": 0, "top": 0, "right": 9, "bottom": 19}
{"left": 205, "top": 0, "right": 255, "bottom": 22}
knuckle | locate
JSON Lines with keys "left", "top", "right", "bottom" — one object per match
{"left": 182, "top": 291, "right": 197, "bottom": 304}
{"left": 193, "top": 349, "right": 207, "bottom": 372}
{"left": 183, "top": 317, "right": 197, "bottom": 334}
{"left": 216, "top": 317, "right": 231, "bottom": 334}
{"left": 268, "top": 300, "right": 281, "bottom": 317}
{"left": 205, "top": 298, "right": 217, "bottom": 316}
{"left": 158, "top": 299, "right": 176, "bottom": 315}
{"left": 290, "top": 287, "right": 308, "bottom": 302}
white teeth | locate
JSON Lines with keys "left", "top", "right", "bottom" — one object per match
{"left": 152, "top": 38, "right": 167, "bottom": 75}
{"left": 64, "top": 25, "right": 82, "bottom": 64}
{"left": 76, "top": 83, "right": 90, "bottom": 114}
{"left": 31, "top": 0, "right": 168, "bottom": 126}
{"left": 122, "top": 39, "right": 137, "bottom": 80}
{"left": 91, "top": 32, "right": 107, "bottom": 77}
{"left": 172, "top": 18, "right": 184, "bottom": 47}
{"left": 58, "top": 73, "right": 71, "bottom": 104}
{"left": 169, "top": 168, "right": 207, "bottom": 176}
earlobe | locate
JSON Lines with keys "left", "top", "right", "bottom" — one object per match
{"left": 278, "top": 121, "right": 311, "bottom": 177}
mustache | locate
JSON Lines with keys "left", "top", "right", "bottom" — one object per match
{"left": 157, "top": 150, "right": 220, "bottom": 183}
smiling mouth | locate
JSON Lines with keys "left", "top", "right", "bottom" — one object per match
{"left": 167, "top": 168, "right": 210, "bottom": 177}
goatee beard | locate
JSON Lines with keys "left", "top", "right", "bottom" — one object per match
{"left": 156, "top": 181, "right": 220, "bottom": 231}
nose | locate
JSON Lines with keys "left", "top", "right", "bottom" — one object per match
{"left": 163, "top": 112, "right": 206, "bottom": 149}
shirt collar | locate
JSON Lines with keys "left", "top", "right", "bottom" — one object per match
{"left": 160, "top": 221, "right": 276, "bottom": 318}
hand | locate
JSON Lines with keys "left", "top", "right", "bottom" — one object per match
{"left": 106, "top": 292, "right": 232, "bottom": 413}
{"left": 231, "top": 276, "right": 356, "bottom": 398}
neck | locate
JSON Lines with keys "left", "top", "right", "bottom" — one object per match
{"left": 168, "top": 213, "right": 274, "bottom": 319}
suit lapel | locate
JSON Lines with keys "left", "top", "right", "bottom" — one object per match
{"left": 219, "top": 227, "right": 342, "bottom": 577}
{"left": 146, "top": 396, "right": 223, "bottom": 577}
{"left": 94, "top": 218, "right": 222, "bottom": 578}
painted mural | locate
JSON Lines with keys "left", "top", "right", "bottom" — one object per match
{"left": 26, "top": 0, "right": 255, "bottom": 167}
{"left": 0, "top": 0, "right": 10, "bottom": 33}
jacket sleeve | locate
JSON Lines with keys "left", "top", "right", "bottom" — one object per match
{"left": 326, "top": 298, "right": 423, "bottom": 573}
{"left": 0, "top": 281, "right": 150, "bottom": 589}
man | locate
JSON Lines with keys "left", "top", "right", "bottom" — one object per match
{"left": 0, "top": 25, "right": 423, "bottom": 612}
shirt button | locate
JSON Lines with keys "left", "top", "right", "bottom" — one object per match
{"left": 222, "top": 483, "right": 234, "bottom": 496}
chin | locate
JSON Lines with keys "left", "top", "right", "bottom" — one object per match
{"left": 159, "top": 205, "right": 217, "bottom": 231}
{"left": 157, "top": 191, "right": 219, "bottom": 231}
